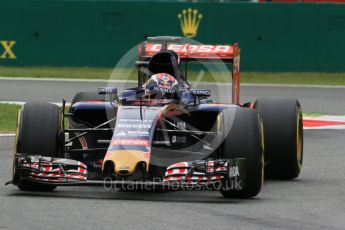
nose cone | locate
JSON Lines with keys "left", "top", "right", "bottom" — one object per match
{"left": 103, "top": 150, "right": 149, "bottom": 176}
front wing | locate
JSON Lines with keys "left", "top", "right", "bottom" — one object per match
{"left": 9, "top": 154, "right": 246, "bottom": 190}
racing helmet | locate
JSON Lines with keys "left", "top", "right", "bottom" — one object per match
{"left": 145, "top": 73, "right": 179, "bottom": 98}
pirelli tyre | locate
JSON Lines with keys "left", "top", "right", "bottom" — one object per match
{"left": 219, "top": 107, "right": 264, "bottom": 199}
{"left": 12, "top": 102, "right": 63, "bottom": 191}
{"left": 71, "top": 91, "right": 106, "bottom": 105}
{"left": 254, "top": 98, "right": 303, "bottom": 180}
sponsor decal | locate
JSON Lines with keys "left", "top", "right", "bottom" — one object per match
{"left": 98, "top": 87, "right": 117, "bottom": 95}
{"left": 177, "top": 8, "right": 202, "bottom": 38}
{"left": 117, "top": 124, "right": 151, "bottom": 129}
{"left": 146, "top": 44, "right": 231, "bottom": 55}
{"left": 228, "top": 166, "right": 240, "bottom": 178}
{"left": 127, "top": 130, "right": 150, "bottom": 137}
{"left": 130, "top": 99, "right": 175, "bottom": 106}
{"left": 153, "top": 86, "right": 176, "bottom": 94}
{"left": 191, "top": 89, "right": 211, "bottom": 97}
{"left": 111, "top": 139, "right": 149, "bottom": 147}
{"left": 117, "top": 118, "right": 153, "bottom": 129}
{"left": 0, "top": 40, "right": 16, "bottom": 59}
{"left": 115, "top": 130, "right": 126, "bottom": 136}
{"left": 171, "top": 135, "right": 187, "bottom": 144}
{"left": 118, "top": 119, "right": 153, "bottom": 123}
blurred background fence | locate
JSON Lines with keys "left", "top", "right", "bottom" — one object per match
{"left": 1, "top": 0, "right": 345, "bottom": 71}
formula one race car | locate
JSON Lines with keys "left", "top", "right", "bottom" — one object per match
{"left": 8, "top": 36, "right": 303, "bottom": 198}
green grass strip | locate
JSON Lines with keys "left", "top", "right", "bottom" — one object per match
{"left": 0, "top": 66, "right": 345, "bottom": 85}
{"left": 0, "top": 104, "right": 21, "bottom": 133}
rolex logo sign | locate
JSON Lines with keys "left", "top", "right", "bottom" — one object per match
{"left": 0, "top": 40, "right": 16, "bottom": 59}
{"left": 177, "top": 8, "right": 202, "bottom": 38}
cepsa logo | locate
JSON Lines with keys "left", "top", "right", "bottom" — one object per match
{"left": 111, "top": 139, "right": 150, "bottom": 147}
{"left": 0, "top": 40, "right": 16, "bottom": 59}
{"left": 147, "top": 44, "right": 231, "bottom": 54}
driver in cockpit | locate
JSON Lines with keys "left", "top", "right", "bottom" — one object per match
{"left": 144, "top": 73, "right": 179, "bottom": 99}
{"left": 143, "top": 49, "right": 183, "bottom": 98}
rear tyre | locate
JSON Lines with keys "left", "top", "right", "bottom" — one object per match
{"left": 219, "top": 108, "right": 264, "bottom": 199}
{"left": 254, "top": 98, "right": 303, "bottom": 179}
{"left": 13, "top": 102, "right": 63, "bottom": 191}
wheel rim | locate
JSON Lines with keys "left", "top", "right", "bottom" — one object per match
{"left": 260, "top": 118, "right": 265, "bottom": 187}
{"left": 296, "top": 108, "right": 303, "bottom": 169}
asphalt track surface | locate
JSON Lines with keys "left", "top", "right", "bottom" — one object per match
{"left": 0, "top": 78, "right": 345, "bottom": 114}
{"left": 1, "top": 78, "right": 345, "bottom": 229}
{"left": 1, "top": 131, "right": 345, "bottom": 230}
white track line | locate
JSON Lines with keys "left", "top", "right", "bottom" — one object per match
{"left": 0, "top": 76, "right": 135, "bottom": 83}
{"left": 0, "top": 101, "right": 71, "bottom": 107}
{"left": 1, "top": 76, "right": 345, "bottom": 88}
{"left": 304, "top": 115, "right": 345, "bottom": 122}
{"left": 0, "top": 134, "right": 15, "bottom": 137}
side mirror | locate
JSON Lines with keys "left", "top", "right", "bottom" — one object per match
{"left": 190, "top": 89, "right": 211, "bottom": 106}
{"left": 191, "top": 89, "right": 211, "bottom": 97}
{"left": 98, "top": 87, "right": 118, "bottom": 104}
{"left": 98, "top": 87, "right": 117, "bottom": 95}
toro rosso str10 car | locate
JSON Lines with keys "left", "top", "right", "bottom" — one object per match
{"left": 8, "top": 36, "right": 303, "bottom": 198}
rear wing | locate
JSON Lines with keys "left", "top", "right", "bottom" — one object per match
{"left": 141, "top": 43, "right": 235, "bottom": 62}
{"left": 137, "top": 36, "right": 241, "bottom": 104}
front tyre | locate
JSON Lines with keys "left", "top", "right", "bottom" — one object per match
{"left": 13, "top": 102, "right": 63, "bottom": 191}
{"left": 219, "top": 108, "right": 264, "bottom": 199}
